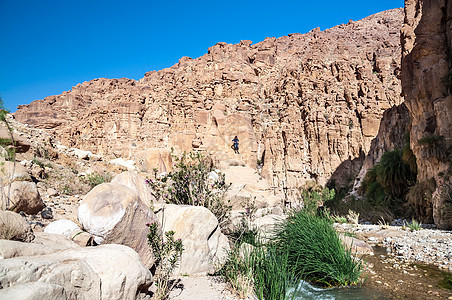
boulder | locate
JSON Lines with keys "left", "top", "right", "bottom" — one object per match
{"left": 70, "top": 148, "right": 92, "bottom": 160}
{"left": 69, "top": 229, "right": 94, "bottom": 246}
{"left": 0, "top": 236, "right": 79, "bottom": 259}
{"left": 44, "top": 219, "right": 81, "bottom": 238}
{"left": 0, "top": 210, "right": 34, "bottom": 242}
{"left": 340, "top": 235, "right": 374, "bottom": 256}
{"left": 0, "top": 282, "right": 67, "bottom": 300}
{"left": 8, "top": 181, "right": 44, "bottom": 214}
{"left": 41, "top": 207, "right": 53, "bottom": 219}
{"left": 32, "top": 232, "right": 81, "bottom": 249}
{"left": 135, "top": 148, "right": 173, "bottom": 174}
{"left": 78, "top": 183, "right": 158, "bottom": 268}
{"left": 0, "top": 244, "right": 152, "bottom": 300}
{"left": 109, "top": 158, "right": 136, "bottom": 171}
{"left": 0, "top": 161, "right": 30, "bottom": 185}
{"left": 157, "top": 204, "right": 230, "bottom": 275}
{"left": 0, "top": 123, "right": 30, "bottom": 154}
{"left": 111, "top": 171, "right": 156, "bottom": 207}
{"left": 224, "top": 166, "right": 282, "bottom": 209}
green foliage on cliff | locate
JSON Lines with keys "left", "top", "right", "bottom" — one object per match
{"left": 361, "top": 149, "right": 416, "bottom": 212}
{"left": 418, "top": 135, "right": 448, "bottom": 160}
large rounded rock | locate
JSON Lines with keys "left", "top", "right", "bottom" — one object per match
{"left": 78, "top": 183, "right": 158, "bottom": 268}
{"left": 0, "top": 161, "right": 30, "bottom": 185}
{"left": 0, "top": 282, "right": 67, "bottom": 300}
{"left": 44, "top": 219, "right": 81, "bottom": 238}
{"left": 0, "top": 244, "right": 152, "bottom": 300}
{"left": 111, "top": 171, "right": 156, "bottom": 207}
{"left": 0, "top": 233, "right": 79, "bottom": 259}
{"left": 135, "top": 148, "right": 173, "bottom": 174}
{"left": 157, "top": 204, "right": 230, "bottom": 275}
{"left": 8, "top": 181, "right": 44, "bottom": 214}
{"left": 0, "top": 210, "right": 34, "bottom": 242}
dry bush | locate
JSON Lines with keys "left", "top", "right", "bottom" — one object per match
{"left": 0, "top": 212, "right": 27, "bottom": 240}
{"left": 417, "top": 135, "right": 448, "bottom": 161}
{"left": 405, "top": 178, "right": 435, "bottom": 223}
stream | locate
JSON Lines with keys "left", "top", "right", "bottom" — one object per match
{"left": 287, "top": 246, "right": 452, "bottom": 300}
{"left": 289, "top": 280, "right": 387, "bottom": 300}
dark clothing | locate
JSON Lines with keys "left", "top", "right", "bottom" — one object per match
{"left": 232, "top": 137, "right": 239, "bottom": 154}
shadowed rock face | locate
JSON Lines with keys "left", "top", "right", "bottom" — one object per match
{"left": 401, "top": 0, "right": 452, "bottom": 229}
{"left": 15, "top": 9, "right": 404, "bottom": 198}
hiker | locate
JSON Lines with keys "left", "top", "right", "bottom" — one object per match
{"left": 232, "top": 136, "right": 239, "bottom": 154}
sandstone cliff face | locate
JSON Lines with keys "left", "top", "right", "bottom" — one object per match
{"left": 15, "top": 9, "right": 404, "bottom": 199}
{"left": 402, "top": 0, "right": 452, "bottom": 229}
{"left": 351, "top": 103, "right": 410, "bottom": 194}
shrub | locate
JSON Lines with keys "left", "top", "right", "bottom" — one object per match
{"left": 0, "top": 213, "right": 24, "bottom": 240}
{"left": 0, "top": 138, "right": 12, "bottom": 147}
{"left": 32, "top": 158, "right": 45, "bottom": 168}
{"left": 375, "top": 150, "right": 415, "bottom": 197}
{"left": 62, "top": 185, "right": 73, "bottom": 195}
{"left": 146, "top": 152, "right": 231, "bottom": 227}
{"left": 229, "top": 215, "right": 259, "bottom": 247}
{"left": 406, "top": 179, "right": 435, "bottom": 223}
{"left": 147, "top": 222, "right": 183, "bottom": 300}
{"left": 273, "top": 210, "right": 362, "bottom": 287}
{"left": 219, "top": 243, "right": 255, "bottom": 298}
{"left": 360, "top": 149, "right": 416, "bottom": 214}
{"left": 346, "top": 209, "right": 360, "bottom": 225}
{"left": 405, "top": 219, "right": 422, "bottom": 231}
{"left": 84, "top": 172, "right": 112, "bottom": 188}
{"left": 299, "top": 186, "right": 335, "bottom": 214}
{"left": 248, "top": 244, "right": 295, "bottom": 300}
{"left": 417, "top": 135, "right": 448, "bottom": 160}
{"left": 332, "top": 215, "right": 347, "bottom": 224}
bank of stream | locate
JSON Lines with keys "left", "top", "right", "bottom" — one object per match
{"left": 290, "top": 245, "right": 452, "bottom": 300}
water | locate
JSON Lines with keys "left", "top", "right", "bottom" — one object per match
{"left": 287, "top": 245, "right": 391, "bottom": 299}
{"left": 288, "top": 280, "right": 388, "bottom": 300}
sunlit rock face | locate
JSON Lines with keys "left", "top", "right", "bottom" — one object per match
{"left": 15, "top": 9, "right": 404, "bottom": 199}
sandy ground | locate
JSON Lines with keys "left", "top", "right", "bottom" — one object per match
{"left": 167, "top": 276, "right": 248, "bottom": 300}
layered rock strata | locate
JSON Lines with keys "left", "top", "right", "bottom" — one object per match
{"left": 15, "top": 9, "right": 404, "bottom": 199}
{"left": 401, "top": 0, "right": 452, "bottom": 228}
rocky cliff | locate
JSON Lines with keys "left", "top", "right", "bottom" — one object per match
{"left": 401, "top": 0, "right": 452, "bottom": 229}
{"left": 15, "top": 9, "right": 404, "bottom": 199}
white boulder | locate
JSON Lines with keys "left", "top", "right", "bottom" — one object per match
{"left": 78, "top": 183, "right": 158, "bottom": 268}
{"left": 157, "top": 204, "right": 230, "bottom": 275}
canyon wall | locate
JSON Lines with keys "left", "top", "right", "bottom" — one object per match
{"left": 401, "top": 0, "right": 452, "bottom": 229}
{"left": 15, "top": 9, "right": 404, "bottom": 199}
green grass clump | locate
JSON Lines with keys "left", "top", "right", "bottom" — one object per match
{"left": 273, "top": 210, "right": 362, "bottom": 287}
{"left": 0, "top": 138, "right": 12, "bottom": 147}
{"left": 332, "top": 215, "right": 347, "bottom": 224}
{"left": 220, "top": 190, "right": 363, "bottom": 299}
{"left": 32, "top": 158, "right": 45, "bottom": 167}
{"left": 84, "top": 172, "right": 111, "bottom": 188}
{"left": 405, "top": 219, "right": 422, "bottom": 232}
{"left": 249, "top": 245, "right": 296, "bottom": 300}
{"left": 220, "top": 241, "right": 295, "bottom": 300}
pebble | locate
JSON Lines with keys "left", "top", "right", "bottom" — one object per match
{"left": 382, "top": 228, "right": 452, "bottom": 269}
{"left": 336, "top": 223, "right": 452, "bottom": 269}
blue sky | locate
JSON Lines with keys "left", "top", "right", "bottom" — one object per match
{"left": 0, "top": 0, "right": 403, "bottom": 112}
